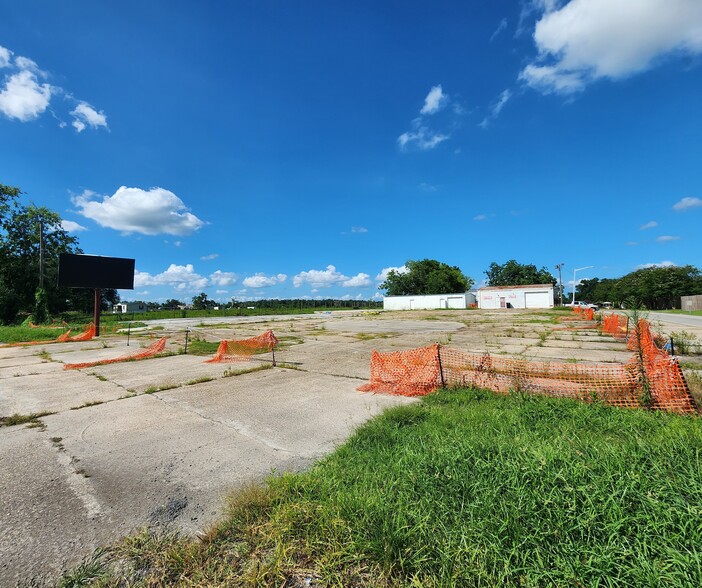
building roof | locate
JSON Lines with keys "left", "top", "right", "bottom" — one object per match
{"left": 479, "top": 284, "right": 553, "bottom": 291}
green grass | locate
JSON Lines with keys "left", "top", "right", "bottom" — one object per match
{"left": 60, "top": 389, "right": 702, "bottom": 587}
{"left": 0, "top": 325, "right": 68, "bottom": 344}
{"left": 184, "top": 339, "right": 222, "bottom": 356}
{"left": 0, "top": 411, "right": 55, "bottom": 427}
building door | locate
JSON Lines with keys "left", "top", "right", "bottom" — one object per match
{"left": 500, "top": 297, "right": 506, "bottom": 308}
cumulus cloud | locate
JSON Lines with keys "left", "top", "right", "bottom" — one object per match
{"left": 657, "top": 235, "right": 681, "bottom": 243}
{"left": 73, "top": 186, "right": 205, "bottom": 236}
{"left": 375, "top": 266, "right": 408, "bottom": 282}
{"left": 420, "top": 85, "right": 448, "bottom": 115}
{"left": 209, "top": 270, "right": 238, "bottom": 286}
{"left": 60, "top": 220, "right": 87, "bottom": 232}
{"left": 637, "top": 261, "right": 677, "bottom": 269}
{"left": 70, "top": 101, "right": 108, "bottom": 132}
{"left": 640, "top": 220, "right": 658, "bottom": 230}
{"left": 242, "top": 273, "right": 287, "bottom": 288}
{"left": 134, "top": 264, "right": 208, "bottom": 291}
{"left": 520, "top": 0, "right": 702, "bottom": 94}
{"left": 673, "top": 196, "right": 702, "bottom": 211}
{"left": 0, "top": 44, "right": 106, "bottom": 130}
{"left": 342, "top": 273, "right": 372, "bottom": 288}
{"left": 0, "top": 69, "right": 52, "bottom": 121}
{"left": 293, "top": 265, "right": 370, "bottom": 289}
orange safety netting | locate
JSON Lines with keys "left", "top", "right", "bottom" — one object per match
{"left": 358, "top": 319, "right": 698, "bottom": 414}
{"left": 205, "top": 330, "right": 279, "bottom": 363}
{"left": 63, "top": 337, "right": 167, "bottom": 370}
{"left": 357, "top": 345, "right": 441, "bottom": 397}
{"left": 602, "top": 313, "right": 628, "bottom": 338}
{"left": 1, "top": 323, "right": 96, "bottom": 348}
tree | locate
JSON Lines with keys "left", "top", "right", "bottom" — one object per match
{"left": 192, "top": 292, "right": 216, "bottom": 310}
{"left": 611, "top": 266, "right": 702, "bottom": 309}
{"left": 380, "top": 259, "right": 473, "bottom": 296}
{"left": 0, "top": 183, "right": 116, "bottom": 323}
{"left": 485, "top": 260, "right": 555, "bottom": 287}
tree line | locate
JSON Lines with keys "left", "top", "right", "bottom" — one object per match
{"left": 0, "top": 183, "right": 118, "bottom": 324}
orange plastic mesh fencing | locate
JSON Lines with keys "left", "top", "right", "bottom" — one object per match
{"left": 358, "top": 324, "right": 698, "bottom": 414}
{"left": 357, "top": 345, "right": 441, "bottom": 397}
{"left": 1, "top": 323, "right": 96, "bottom": 348}
{"left": 602, "top": 313, "right": 628, "bottom": 338}
{"left": 63, "top": 337, "right": 167, "bottom": 370}
{"left": 205, "top": 330, "right": 279, "bottom": 363}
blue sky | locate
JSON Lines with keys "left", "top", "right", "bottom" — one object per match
{"left": 2, "top": 0, "right": 701, "bottom": 303}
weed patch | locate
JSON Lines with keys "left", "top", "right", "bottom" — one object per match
{"left": 0, "top": 411, "right": 55, "bottom": 427}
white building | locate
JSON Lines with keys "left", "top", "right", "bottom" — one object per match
{"left": 112, "top": 302, "right": 147, "bottom": 313}
{"left": 383, "top": 292, "right": 476, "bottom": 311}
{"left": 478, "top": 284, "right": 554, "bottom": 309}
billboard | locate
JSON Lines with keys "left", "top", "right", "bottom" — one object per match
{"left": 58, "top": 254, "right": 135, "bottom": 289}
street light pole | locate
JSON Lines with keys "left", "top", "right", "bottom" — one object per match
{"left": 572, "top": 265, "right": 594, "bottom": 304}
{"left": 555, "top": 263, "right": 564, "bottom": 306}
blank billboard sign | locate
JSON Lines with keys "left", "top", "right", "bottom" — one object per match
{"left": 58, "top": 254, "right": 135, "bottom": 289}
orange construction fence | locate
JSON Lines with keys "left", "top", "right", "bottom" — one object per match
{"left": 63, "top": 337, "right": 167, "bottom": 370}
{"left": 205, "top": 330, "right": 279, "bottom": 363}
{"left": 358, "top": 318, "right": 698, "bottom": 415}
{"left": 1, "top": 323, "right": 96, "bottom": 348}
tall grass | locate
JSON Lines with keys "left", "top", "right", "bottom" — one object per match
{"left": 61, "top": 389, "right": 702, "bottom": 587}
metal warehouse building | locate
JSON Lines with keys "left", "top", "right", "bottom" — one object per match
{"left": 383, "top": 292, "right": 477, "bottom": 311}
{"left": 478, "top": 284, "right": 554, "bottom": 309}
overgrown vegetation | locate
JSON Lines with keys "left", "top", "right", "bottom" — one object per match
{"left": 0, "top": 411, "right": 54, "bottom": 427}
{"left": 60, "top": 389, "right": 702, "bottom": 587}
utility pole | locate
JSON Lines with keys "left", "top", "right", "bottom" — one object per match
{"left": 554, "top": 263, "right": 564, "bottom": 306}
{"left": 39, "top": 218, "right": 45, "bottom": 289}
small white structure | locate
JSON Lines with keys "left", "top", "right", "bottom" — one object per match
{"left": 112, "top": 302, "right": 147, "bottom": 313}
{"left": 383, "top": 292, "right": 476, "bottom": 311}
{"left": 478, "top": 284, "right": 554, "bottom": 309}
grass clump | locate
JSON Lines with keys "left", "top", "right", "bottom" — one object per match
{"left": 0, "top": 411, "right": 55, "bottom": 427}
{"left": 61, "top": 389, "right": 702, "bottom": 587}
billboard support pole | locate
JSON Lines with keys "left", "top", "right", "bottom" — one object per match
{"left": 94, "top": 288, "right": 101, "bottom": 337}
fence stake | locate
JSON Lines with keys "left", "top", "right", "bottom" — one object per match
{"left": 127, "top": 322, "right": 131, "bottom": 346}
{"left": 272, "top": 347, "right": 276, "bottom": 367}
{"left": 437, "top": 344, "right": 445, "bottom": 388}
{"left": 184, "top": 328, "right": 190, "bottom": 354}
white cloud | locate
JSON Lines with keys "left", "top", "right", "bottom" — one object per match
{"left": 480, "top": 89, "right": 513, "bottom": 128}
{"left": 293, "top": 265, "right": 369, "bottom": 288}
{"left": 73, "top": 186, "right": 205, "bottom": 236}
{"left": 293, "top": 265, "right": 347, "bottom": 288}
{"left": 640, "top": 220, "right": 658, "bottom": 230}
{"left": 60, "top": 220, "right": 87, "bottom": 232}
{"left": 657, "top": 235, "right": 681, "bottom": 243}
{"left": 0, "top": 69, "right": 52, "bottom": 121}
{"left": 626, "top": 241, "right": 640, "bottom": 246}
{"left": 418, "top": 182, "right": 437, "bottom": 192}
{"left": 372, "top": 292, "right": 383, "bottom": 301}
{"left": 342, "top": 273, "right": 372, "bottom": 288}
{"left": 375, "top": 266, "right": 408, "bottom": 282}
{"left": 200, "top": 253, "right": 219, "bottom": 260}
{"left": 637, "top": 261, "right": 677, "bottom": 269}
{"left": 473, "top": 214, "right": 488, "bottom": 221}
{"left": 351, "top": 226, "right": 368, "bottom": 233}
{"left": 0, "top": 44, "right": 107, "bottom": 130}
{"left": 398, "top": 123, "right": 449, "bottom": 151}
{"left": 673, "top": 196, "right": 702, "bottom": 211}
{"left": 135, "top": 264, "right": 208, "bottom": 291}
{"left": 521, "top": 0, "right": 702, "bottom": 94}
{"left": 242, "top": 273, "right": 287, "bottom": 288}
{"left": 490, "top": 18, "right": 508, "bottom": 42}
{"left": 70, "top": 101, "right": 108, "bottom": 132}
{"left": 398, "top": 85, "right": 461, "bottom": 151}
{"left": 420, "top": 85, "right": 448, "bottom": 115}
{"left": 0, "top": 46, "right": 12, "bottom": 68}
{"left": 209, "top": 270, "right": 238, "bottom": 286}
